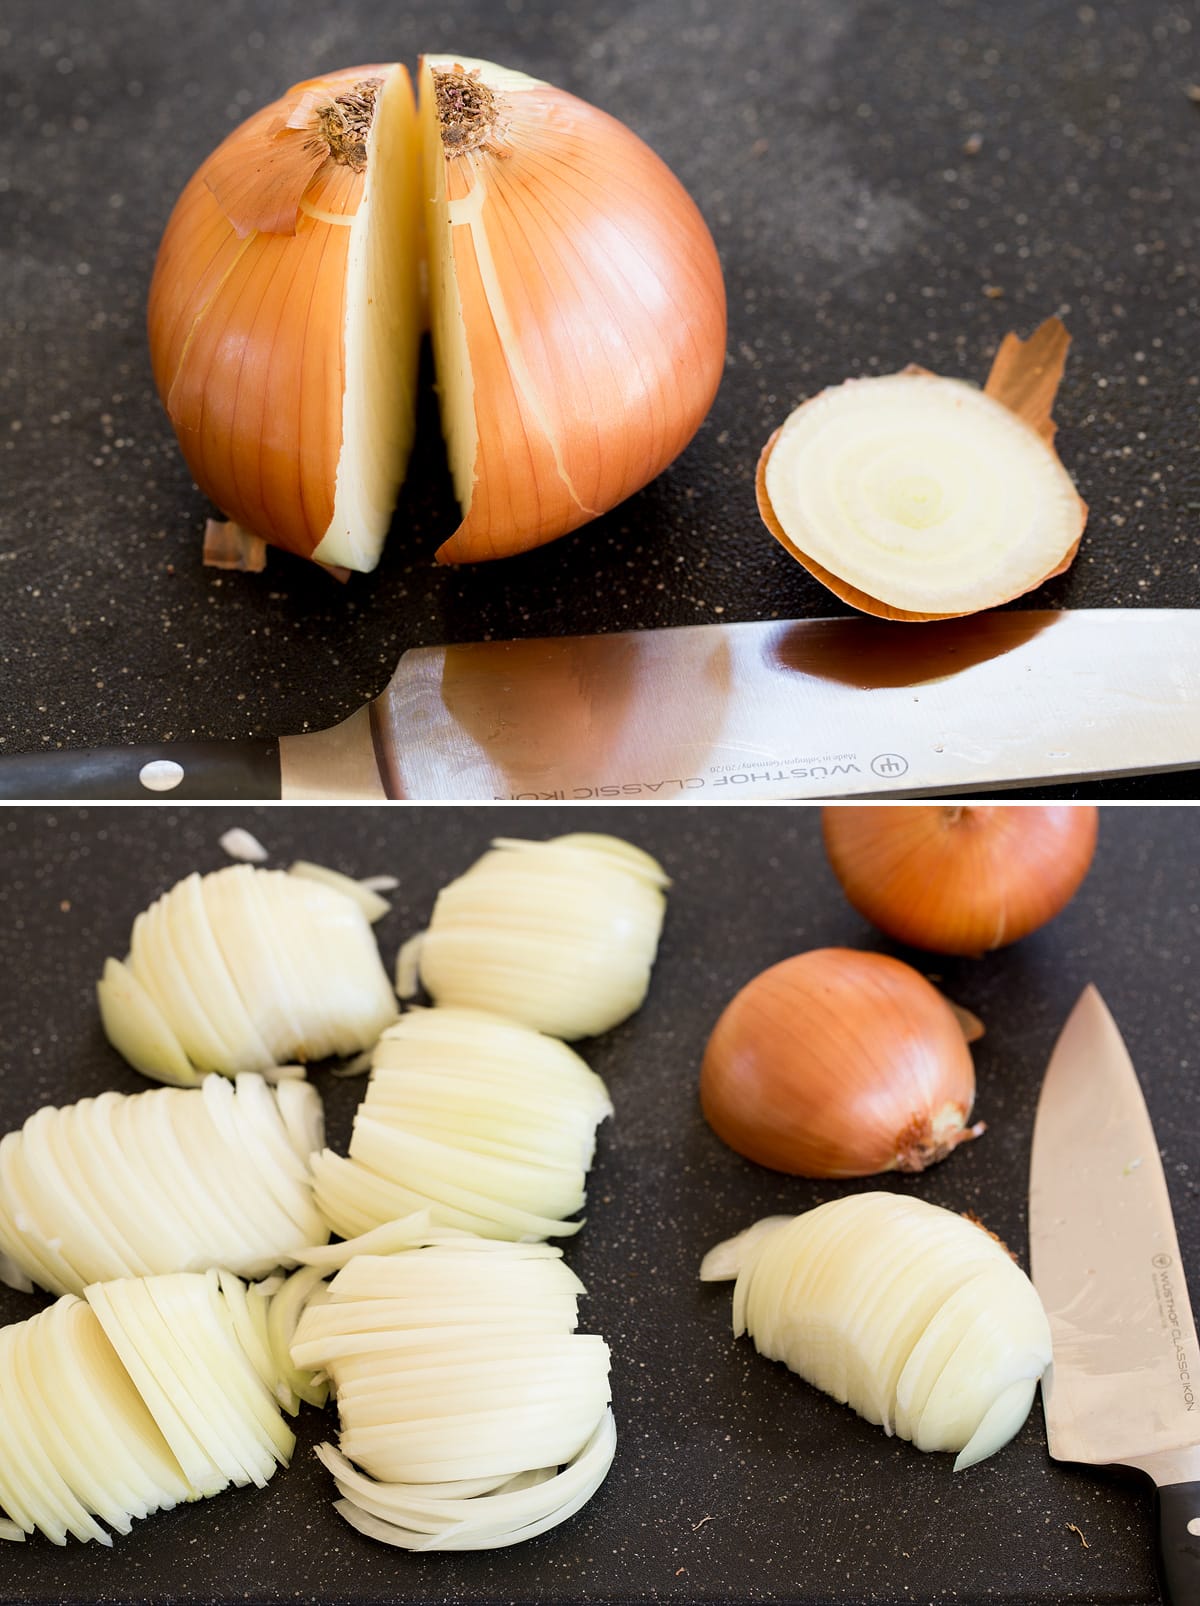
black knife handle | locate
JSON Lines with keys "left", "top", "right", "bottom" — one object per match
{"left": 0, "top": 740, "right": 282, "bottom": 800}
{"left": 1156, "top": 1479, "right": 1200, "bottom": 1605}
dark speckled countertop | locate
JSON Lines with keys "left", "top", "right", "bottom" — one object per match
{"left": 0, "top": 804, "right": 1197, "bottom": 1604}
{"left": 0, "top": 0, "right": 1198, "bottom": 798}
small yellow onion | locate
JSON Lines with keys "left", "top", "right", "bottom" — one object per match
{"left": 756, "top": 319, "right": 1087, "bottom": 619}
{"left": 700, "top": 949, "right": 982, "bottom": 1177}
{"left": 822, "top": 804, "right": 1100, "bottom": 956}
{"left": 400, "top": 834, "right": 669, "bottom": 1040}
{"left": 701, "top": 1195, "right": 1052, "bottom": 1471}
{"left": 148, "top": 55, "right": 726, "bottom": 570}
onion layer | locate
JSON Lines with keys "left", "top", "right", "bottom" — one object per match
{"left": 403, "top": 834, "right": 669, "bottom": 1040}
{"left": 0, "top": 1075, "right": 328, "bottom": 1296}
{"left": 700, "top": 949, "right": 981, "bottom": 1177}
{"left": 756, "top": 320, "right": 1087, "bottom": 619}
{"left": 701, "top": 1195, "right": 1052, "bottom": 1470}
{"left": 822, "top": 805, "right": 1100, "bottom": 955}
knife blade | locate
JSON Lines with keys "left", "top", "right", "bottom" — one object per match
{"left": 1029, "top": 985, "right": 1200, "bottom": 1605}
{"left": 0, "top": 607, "right": 1196, "bottom": 800}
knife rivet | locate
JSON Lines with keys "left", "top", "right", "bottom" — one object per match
{"left": 138, "top": 759, "right": 185, "bottom": 793}
{"left": 1189, "top": 1519, "right": 1200, "bottom": 1537}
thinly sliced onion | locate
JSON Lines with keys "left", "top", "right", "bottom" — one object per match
{"left": 0, "top": 1075, "right": 328, "bottom": 1296}
{"left": 405, "top": 834, "right": 668, "bottom": 1040}
{"left": 309, "top": 1008, "right": 611, "bottom": 1242}
{"left": 289, "top": 861, "right": 391, "bottom": 923}
{"left": 702, "top": 1194, "right": 1050, "bottom": 1471}
{"left": 294, "top": 1238, "right": 613, "bottom": 1549}
{"left": 99, "top": 865, "right": 398, "bottom": 1085}
{"left": 0, "top": 1294, "right": 196, "bottom": 1545}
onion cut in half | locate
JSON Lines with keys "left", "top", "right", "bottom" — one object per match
{"left": 148, "top": 66, "right": 422, "bottom": 571}
{"left": 97, "top": 864, "right": 398, "bottom": 1085}
{"left": 291, "top": 1237, "right": 615, "bottom": 1548}
{"left": 310, "top": 1008, "right": 613, "bottom": 1242}
{"left": 0, "top": 1075, "right": 328, "bottom": 1297}
{"left": 701, "top": 1194, "right": 1052, "bottom": 1471}
{"left": 148, "top": 57, "right": 725, "bottom": 571}
{"left": 756, "top": 319, "right": 1088, "bottom": 620}
{"left": 403, "top": 834, "right": 669, "bottom": 1040}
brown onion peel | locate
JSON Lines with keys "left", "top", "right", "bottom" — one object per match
{"left": 821, "top": 805, "right": 1100, "bottom": 956}
{"left": 699, "top": 947, "right": 983, "bottom": 1179}
{"left": 755, "top": 318, "right": 1088, "bottom": 621}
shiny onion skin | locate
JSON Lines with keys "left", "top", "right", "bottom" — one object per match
{"left": 700, "top": 949, "right": 980, "bottom": 1178}
{"left": 822, "top": 805, "right": 1099, "bottom": 956}
{"left": 148, "top": 65, "right": 420, "bottom": 568}
{"left": 420, "top": 57, "right": 727, "bottom": 563}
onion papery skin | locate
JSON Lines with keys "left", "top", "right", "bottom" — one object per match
{"left": 700, "top": 1195, "right": 1052, "bottom": 1471}
{"left": 700, "top": 949, "right": 979, "bottom": 1177}
{"left": 421, "top": 56, "right": 727, "bottom": 563}
{"left": 822, "top": 805, "right": 1100, "bottom": 955}
{"left": 148, "top": 64, "right": 420, "bottom": 568}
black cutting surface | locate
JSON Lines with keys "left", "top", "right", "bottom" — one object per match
{"left": 1, "top": 0, "right": 1198, "bottom": 799}
{"left": 0, "top": 804, "right": 1196, "bottom": 1604}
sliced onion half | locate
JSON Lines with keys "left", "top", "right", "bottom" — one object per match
{"left": 701, "top": 1193, "right": 1051, "bottom": 1471}
{"left": 99, "top": 864, "right": 398, "bottom": 1085}
{"left": 0, "top": 1075, "right": 328, "bottom": 1297}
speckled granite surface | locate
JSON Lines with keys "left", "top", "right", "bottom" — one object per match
{"left": 0, "top": 804, "right": 1196, "bottom": 1603}
{"left": 0, "top": 0, "right": 1197, "bottom": 798}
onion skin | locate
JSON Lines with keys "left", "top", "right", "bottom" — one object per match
{"left": 822, "top": 805, "right": 1099, "bottom": 956}
{"left": 148, "top": 65, "right": 404, "bottom": 562}
{"left": 424, "top": 59, "right": 726, "bottom": 563}
{"left": 700, "top": 949, "right": 980, "bottom": 1177}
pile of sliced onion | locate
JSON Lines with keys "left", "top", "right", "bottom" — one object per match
{"left": 310, "top": 1008, "right": 612, "bottom": 1242}
{"left": 290, "top": 1232, "right": 615, "bottom": 1549}
{"left": 97, "top": 864, "right": 398, "bottom": 1085}
{"left": 701, "top": 1194, "right": 1051, "bottom": 1470}
{"left": 400, "top": 834, "right": 669, "bottom": 1040}
{"left": 756, "top": 319, "right": 1088, "bottom": 619}
{"left": 0, "top": 1268, "right": 297, "bottom": 1545}
{"left": 0, "top": 1074, "right": 327, "bottom": 1296}
{"left": 148, "top": 55, "right": 725, "bottom": 571}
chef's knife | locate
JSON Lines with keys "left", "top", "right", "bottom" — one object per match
{"left": 1029, "top": 986, "right": 1200, "bottom": 1606}
{"left": 1, "top": 607, "right": 1196, "bottom": 800}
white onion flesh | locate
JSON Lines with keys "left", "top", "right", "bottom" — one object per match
{"left": 219, "top": 828, "right": 269, "bottom": 863}
{"left": 289, "top": 861, "right": 392, "bottom": 924}
{"left": 0, "top": 1268, "right": 298, "bottom": 1546}
{"left": 292, "top": 1238, "right": 613, "bottom": 1548}
{"left": 98, "top": 865, "right": 398, "bottom": 1085}
{"left": 405, "top": 834, "right": 668, "bottom": 1039}
{"left": 310, "top": 1008, "right": 611, "bottom": 1243}
{"left": 701, "top": 1194, "right": 1051, "bottom": 1471}
{"left": 0, "top": 1075, "right": 328, "bottom": 1296}
{"left": 762, "top": 372, "right": 1083, "bottom": 615}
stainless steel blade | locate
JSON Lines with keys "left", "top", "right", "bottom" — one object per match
{"left": 1029, "top": 986, "right": 1200, "bottom": 1472}
{"left": 362, "top": 608, "right": 1199, "bottom": 800}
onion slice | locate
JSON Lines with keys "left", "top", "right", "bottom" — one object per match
{"left": 702, "top": 1194, "right": 1051, "bottom": 1470}
{"left": 756, "top": 319, "right": 1087, "bottom": 620}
